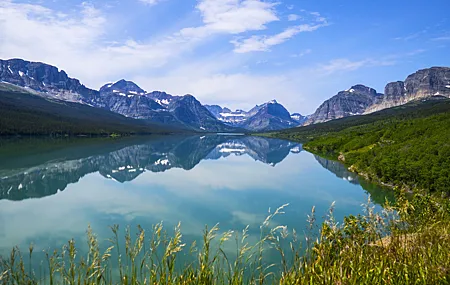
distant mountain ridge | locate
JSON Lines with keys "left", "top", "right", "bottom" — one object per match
{"left": 0, "top": 58, "right": 239, "bottom": 132}
{"left": 2, "top": 58, "right": 449, "bottom": 131}
{"left": 306, "top": 67, "right": 450, "bottom": 125}
{"left": 0, "top": 58, "right": 302, "bottom": 132}
{"left": 205, "top": 100, "right": 305, "bottom": 131}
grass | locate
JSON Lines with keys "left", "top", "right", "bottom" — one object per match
{"left": 1, "top": 192, "right": 449, "bottom": 285}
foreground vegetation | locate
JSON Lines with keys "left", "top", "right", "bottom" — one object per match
{"left": 1, "top": 192, "right": 449, "bottom": 284}
{"left": 267, "top": 98, "right": 450, "bottom": 195}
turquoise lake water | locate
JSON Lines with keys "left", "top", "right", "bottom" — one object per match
{"left": 0, "top": 135, "right": 392, "bottom": 275}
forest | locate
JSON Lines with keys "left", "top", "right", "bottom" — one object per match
{"left": 267, "top": 97, "right": 450, "bottom": 194}
{"left": 0, "top": 90, "right": 176, "bottom": 136}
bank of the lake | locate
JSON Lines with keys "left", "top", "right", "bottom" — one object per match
{"left": 261, "top": 98, "right": 450, "bottom": 196}
{"left": 250, "top": 98, "right": 450, "bottom": 284}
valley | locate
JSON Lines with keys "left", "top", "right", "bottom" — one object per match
{"left": 1, "top": 61, "right": 450, "bottom": 285}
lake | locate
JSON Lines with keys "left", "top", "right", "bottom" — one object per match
{"left": 0, "top": 135, "right": 392, "bottom": 277}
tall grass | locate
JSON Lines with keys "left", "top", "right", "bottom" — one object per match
{"left": 1, "top": 192, "right": 449, "bottom": 284}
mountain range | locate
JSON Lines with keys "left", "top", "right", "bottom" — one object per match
{"left": 205, "top": 100, "right": 305, "bottom": 131}
{"left": 1, "top": 58, "right": 449, "bottom": 133}
{"left": 0, "top": 59, "right": 302, "bottom": 132}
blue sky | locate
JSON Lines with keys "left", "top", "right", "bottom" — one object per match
{"left": 0, "top": 0, "right": 449, "bottom": 114}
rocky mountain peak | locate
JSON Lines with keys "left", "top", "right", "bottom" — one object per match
{"left": 306, "top": 85, "right": 383, "bottom": 125}
{"left": 260, "top": 101, "right": 291, "bottom": 120}
{"left": 365, "top": 66, "right": 450, "bottom": 114}
{"left": 404, "top": 66, "right": 450, "bottom": 96}
{"left": 145, "top": 91, "right": 176, "bottom": 106}
{"left": 345, "top": 84, "right": 378, "bottom": 96}
{"left": 0, "top": 58, "right": 99, "bottom": 103}
{"left": 101, "top": 79, "right": 145, "bottom": 95}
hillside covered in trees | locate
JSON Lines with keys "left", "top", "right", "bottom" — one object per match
{"left": 0, "top": 89, "right": 181, "bottom": 136}
{"left": 265, "top": 97, "right": 450, "bottom": 194}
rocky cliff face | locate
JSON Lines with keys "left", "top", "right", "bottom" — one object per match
{"left": 308, "top": 67, "right": 450, "bottom": 123}
{"left": 0, "top": 59, "right": 99, "bottom": 103}
{"left": 366, "top": 67, "right": 450, "bottom": 113}
{"left": 145, "top": 91, "right": 177, "bottom": 106}
{"left": 306, "top": 84, "right": 383, "bottom": 125}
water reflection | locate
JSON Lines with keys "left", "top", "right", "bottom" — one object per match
{"left": 0, "top": 135, "right": 300, "bottom": 201}
{"left": 313, "top": 155, "right": 395, "bottom": 205}
{"left": 0, "top": 135, "right": 390, "bottom": 272}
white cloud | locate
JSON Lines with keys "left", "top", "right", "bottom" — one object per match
{"left": 139, "top": 0, "right": 164, "bottom": 5}
{"left": 0, "top": 1, "right": 199, "bottom": 87}
{"left": 320, "top": 59, "right": 374, "bottom": 73}
{"left": 179, "top": 0, "right": 279, "bottom": 38}
{"left": 132, "top": 52, "right": 313, "bottom": 112}
{"left": 291, "top": 49, "right": 312, "bottom": 58}
{"left": 318, "top": 51, "right": 427, "bottom": 74}
{"left": 287, "top": 14, "right": 300, "bottom": 21}
{"left": 232, "top": 23, "right": 326, "bottom": 53}
{"left": 232, "top": 12, "right": 327, "bottom": 53}
{"left": 0, "top": 0, "right": 285, "bottom": 88}
{"left": 0, "top": 0, "right": 388, "bottom": 115}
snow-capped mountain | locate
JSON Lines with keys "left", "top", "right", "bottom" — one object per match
{"left": 205, "top": 100, "right": 304, "bottom": 131}
{"left": 98, "top": 80, "right": 237, "bottom": 131}
{"left": 204, "top": 105, "right": 250, "bottom": 124}
{"left": 0, "top": 59, "right": 236, "bottom": 132}
{"left": 291, "top": 113, "right": 307, "bottom": 124}
{"left": 0, "top": 58, "right": 302, "bottom": 132}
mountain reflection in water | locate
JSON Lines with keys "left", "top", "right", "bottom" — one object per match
{"left": 0, "top": 135, "right": 301, "bottom": 201}
{"left": 0, "top": 135, "right": 392, "bottom": 271}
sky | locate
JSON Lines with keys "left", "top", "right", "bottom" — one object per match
{"left": 0, "top": 0, "right": 449, "bottom": 114}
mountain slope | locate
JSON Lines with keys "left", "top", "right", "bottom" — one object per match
{"left": 0, "top": 89, "right": 179, "bottom": 136}
{"left": 0, "top": 59, "right": 240, "bottom": 132}
{"left": 168, "top": 95, "right": 238, "bottom": 132}
{"left": 265, "top": 97, "right": 450, "bottom": 193}
{"left": 366, "top": 66, "right": 450, "bottom": 113}
{"left": 306, "top": 67, "right": 450, "bottom": 126}
{"left": 0, "top": 58, "right": 99, "bottom": 103}
{"left": 270, "top": 96, "right": 450, "bottom": 139}
{"left": 240, "top": 100, "right": 300, "bottom": 131}
{"left": 306, "top": 84, "right": 383, "bottom": 125}
{"left": 98, "top": 80, "right": 183, "bottom": 126}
